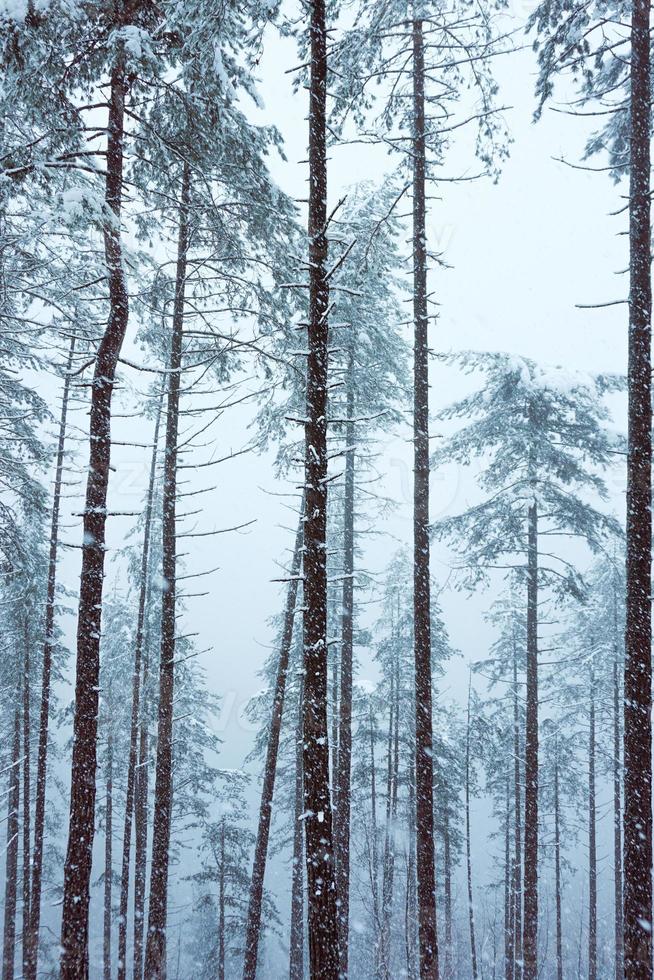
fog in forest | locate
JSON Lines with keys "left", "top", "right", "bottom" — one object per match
{"left": 0, "top": 0, "right": 648, "bottom": 978}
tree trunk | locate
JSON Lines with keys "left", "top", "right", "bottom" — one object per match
{"left": 554, "top": 740, "right": 563, "bottom": 980}
{"left": 613, "top": 653, "right": 624, "bottom": 980}
{"left": 444, "top": 807, "right": 453, "bottom": 980}
{"left": 335, "top": 345, "right": 355, "bottom": 977}
{"left": 290, "top": 673, "right": 305, "bottom": 980}
{"left": 118, "top": 395, "right": 163, "bottom": 980}
{"left": 144, "top": 162, "right": 191, "bottom": 980}
{"left": 330, "top": 645, "right": 339, "bottom": 794}
{"left": 25, "top": 332, "right": 75, "bottom": 980}
{"left": 60, "top": 43, "right": 130, "bottom": 978}
{"left": 624, "top": 0, "right": 653, "bottom": 970}
{"left": 588, "top": 657, "right": 597, "bottom": 980}
{"left": 522, "top": 501, "right": 538, "bottom": 980}
{"left": 406, "top": 748, "right": 418, "bottom": 980}
{"left": 218, "top": 823, "right": 225, "bottom": 980}
{"left": 466, "top": 678, "right": 479, "bottom": 979}
{"left": 504, "top": 772, "right": 512, "bottom": 980}
{"left": 512, "top": 644, "right": 523, "bottom": 980}
{"left": 21, "top": 619, "right": 31, "bottom": 979}
{"left": 412, "top": 17, "right": 438, "bottom": 980}
{"left": 368, "top": 702, "right": 380, "bottom": 946}
{"left": 381, "top": 654, "right": 400, "bottom": 980}
{"left": 104, "top": 725, "right": 113, "bottom": 980}
{"left": 302, "top": 0, "right": 340, "bottom": 974}
{"left": 2, "top": 703, "right": 20, "bottom": 980}
{"left": 243, "top": 504, "right": 304, "bottom": 980}
{"left": 133, "top": 660, "right": 150, "bottom": 980}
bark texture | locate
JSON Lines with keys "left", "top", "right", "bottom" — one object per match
{"left": 623, "top": 0, "right": 653, "bottom": 972}
{"left": 412, "top": 16, "right": 438, "bottom": 980}
{"left": 522, "top": 501, "right": 538, "bottom": 980}
{"left": 25, "top": 333, "right": 75, "bottom": 980}
{"left": 243, "top": 505, "right": 304, "bottom": 980}
{"left": 60, "top": 45, "right": 130, "bottom": 978}
{"left": 144, "top": 163, "right": 191, "bottom": 979}
{"left": 117, "top": 395, "right": 163, "bottom": 980}
{"left": 302, "top": 0, "right": 341, "bottom": 975}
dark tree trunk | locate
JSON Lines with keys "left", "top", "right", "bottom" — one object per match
{"left": 21, "top": 620, "right": 31, "bottom": 979}
{"left": 302, "top": 0, "right": 340, "bottom": 974}
{"left": 512, "top": 646, "right": 523, "bottom": 980}
{"left": 380, "top": 655, "right": 400, "bottom": 980}
{"left": 104, "top": 725, "right": 113, "bottom": 980}
{"left": 554, "top": 740, "right": 563, "bottom": 980}
{"left": 522, "top": 501, "right": 538, "bottom": 980}
{"left": 60, "top": 44, "right": 130, "bottom": 978}
{"left": 243, "top": 504, "right": 304, "bottom": 980}
{"left": 444, "top": 807, "right": 453, "bottom": 980}
{"left": 144, "top": 162, "right": 191, "bottom": 980}
{"left": 466, "top": 679, "right": 479, "bottom": 979}
{"left": 406, "top": 748, "right": 418, "bottom": 980}
{"left": 613, "top": 653, "right": 624, "bottom": 980}
{"left": 588, "top": 659, "right": 597, "bottom": 980}
{"left": 411, "top": 17, "right": 438, "bottom": 980}
{"left": 335, "top": 344, "right": 355, "bottom": 977}
{"left": 2, "top": 703, "right": 20, "bottom": 980}
{"left": 25, "top": 332, "right": 75, "bottom": 980}
{"left": 290, "top": 674, "right": 305, "bottom": 980}
{"left": 218, "top": 823, "right": 225, "bottom": 980}
{"left": 624, "top": 0, "right": 653, "bottom": 971}
{"left": 118, "top": 396, "right": 163, "bottom": 980}
{"left": 504, "top": 772, "right": 512, "bottom": 980}
{"left": 330, "top": 645, "right": 339, "bottom": 794}
{"left": 368, "top": 702, "right": 380, "bottom": 940}
{"left": 133, "top": 662, "right": 150, "bottom": 980}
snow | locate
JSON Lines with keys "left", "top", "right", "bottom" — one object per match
{"left": 213, "top": 45, "right": 236, "bottom": 100}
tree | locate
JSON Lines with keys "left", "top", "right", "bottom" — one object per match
{"left": 529, "top": 0, "right": 652, "bottom": 969}
{"left": 300, "top": 0, "right": 341, "bottom": 972}
{"left": 434, "top": 352, "right": 622, "bottom": 980}
{"left": 332, "top": 8, "right": 508, "bottom": 972}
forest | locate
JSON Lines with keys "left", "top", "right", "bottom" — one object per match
{"left": 0, "top": 0, "right": 651, "bottom": 978}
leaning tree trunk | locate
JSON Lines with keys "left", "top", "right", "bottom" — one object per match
{"left": 60, "top": 44, "right": 130, "bottom": 978}
{"left": 289, "top": 671, "right": 305, "bottom": 980}
{"left": 21, "top": 619, "right": 31, "bottom": 978}
{"left": 588, "top": 657, "right": 597, "bottom": 980}
{"left": 104, "top": 723, "right": 113, "bottom": 980}
{"left": 243, "top": 504, "right": 304, "bottom": 980}
{"left": 25, "top": 332, "right": 75, "bottom": 980}
{"left": 613, "top": 652, "right": 624, "bottom": 980}
{"left": 117, "top": 394, "right": 163, "bottom": 980}
{"left": 302, "top": 0, "right": 340, "bottom": 974}
{"left": 2, "top": 703, "right": 20, "bottom": 980}
{"left": 144, "top": 162, "right": 191, "bottom": 980}
{"left": 624, "top": 0, "right": 653, "bottom": 971}
{"left": 554, "top": 740, "right": 563, "bottom": 980}
{"left": 412, "top": 16, "right": 438, "bottom": 980}
{"left": 335, "top": 344, "right": 356, "bottom": 977}
{"left": 466, "top": 679, "right": 479, "bottom": 980}
{"left": 512, "top": 644, "right": 523, "bottom": 980}
{"left": 522, "top": 500, "right": 539, "bottom": 980}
